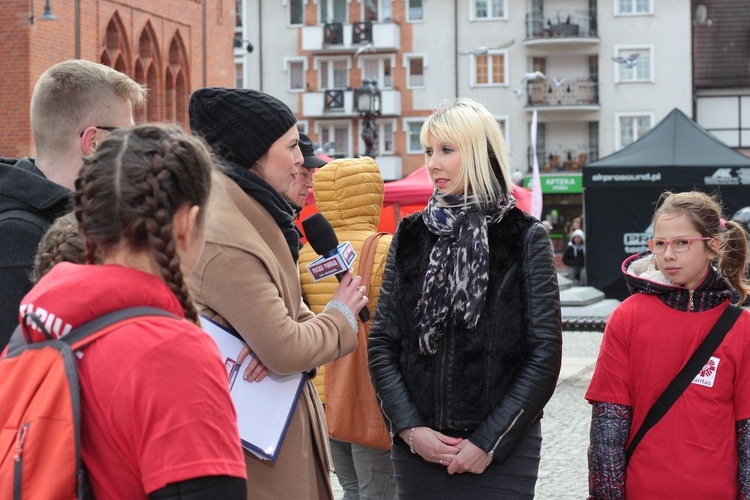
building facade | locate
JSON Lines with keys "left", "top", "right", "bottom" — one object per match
{"left": 0, "top": 0, "right": 235, "bottom": 158}
{"left": 235, "top": 0, "right": 692, "bottom": 249}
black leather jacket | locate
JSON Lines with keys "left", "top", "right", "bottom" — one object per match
{"left": 368, "top": 208, "right": 562, "bottom": 464}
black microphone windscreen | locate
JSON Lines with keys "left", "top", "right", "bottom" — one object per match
{"left": 302, "top": 213, "right": 339, "bottom": 256}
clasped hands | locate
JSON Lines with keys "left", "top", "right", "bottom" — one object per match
{"left": 399, "top": 426, "right": 492, "bottom": 475}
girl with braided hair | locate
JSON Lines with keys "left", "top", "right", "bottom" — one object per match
{"left": 586, "top": 190, "right": 750, "bottom": 498}
{"left": 32, "top": 212, "right": 85, "bottom": 283}
{"left": 18, "top": 124, "right": 247, "bottom": 499}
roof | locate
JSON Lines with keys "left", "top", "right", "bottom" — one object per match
{"left": 586, "top": 108, "right": 750, "bottom": 168}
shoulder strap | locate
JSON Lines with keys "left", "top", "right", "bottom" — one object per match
{"left": 6, "top": 307, "right": 178, "bottom": 355}
{"left": 625, "top": 304, "right": 744, "bottom": 463}
{"left": 358, "top": 232, "right": 387, "bottom": 296}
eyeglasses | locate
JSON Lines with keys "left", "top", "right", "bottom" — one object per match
{"left": 79, "top": 126, "right": 118, "bottom": 137}
{"left": 647, "top": 237, "right": 711, "bottom": 254}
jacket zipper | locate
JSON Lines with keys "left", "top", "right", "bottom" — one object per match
{"left": 688, "top": 289, "right": 695, "bottom": 311}
{"left": 377, "top": 393, "right": 395, "bottom": 446}
{"left": 487, "top": 409, "right": 524, "bottom": 464}
{"left": 13, "top": 423, "right": 30, "bottom": 500}
{"left": 438, "top": 340, "right": 448, "bottom": 429}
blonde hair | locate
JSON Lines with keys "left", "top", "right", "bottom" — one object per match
{"left": 30, "top": 60, "right": 146, "bottom": 157}
{"left": 654, "top": 191, "right": 750, "bottom": 304}
{"left": 419, "top": 98, "right": 512, "bottom": 210}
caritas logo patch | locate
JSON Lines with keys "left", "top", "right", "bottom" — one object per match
{"left": 692, "top": 357, "right": 720, "bottom": 387}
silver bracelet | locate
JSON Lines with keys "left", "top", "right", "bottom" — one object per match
{"left": 408, "top": 427, "right": 417, "bottom": 454}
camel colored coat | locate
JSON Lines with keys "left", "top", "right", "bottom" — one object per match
{"left": 189, "top": 172, "right": 358, "bottom": 500}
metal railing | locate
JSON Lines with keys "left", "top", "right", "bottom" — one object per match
{"left": 525, "top": 8, "right": 597, "bottom": 39}
{"left": 527, "top": 78, "right": 598, "bottom": 107}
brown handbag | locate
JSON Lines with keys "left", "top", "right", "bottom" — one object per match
{"left": 324, "top": 232, "right": 391, "bottom": 450}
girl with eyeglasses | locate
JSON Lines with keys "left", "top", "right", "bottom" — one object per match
{"left": 586, "top": 190, "right": 750, "bottom": 499}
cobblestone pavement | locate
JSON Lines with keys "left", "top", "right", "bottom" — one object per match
{"left": 331, "top": 330, "right": 604, "bottom": 500}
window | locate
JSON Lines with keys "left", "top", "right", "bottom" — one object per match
{"left": 289, "top": 0, "right": 303, "bottom": 25}
{"left": 234, "top": 60, "right": 244, "bottom": 88}
{"left": 616, "top": 112, "right": 653, "bottom": 150}
{"left": 364, "top": 0, "right": 392, "bottom": 22}
{"left": 616, "top": 0, "right": 652, "bottom": 15}
{"left": 404, "top": 119, "right": 425, "bottom": 153}
{"left": 473, "top": 0, "right": 506, "bottom": 20}
{"left": 317, "top": 121, "right": 351, "bottom": 156}
{"left": 320, "top": 0, "right": 347, "bottom": 23}
{"left": 358, "top": 119, "right": 396, "bottom": 155}
{"left": 318, "top": 58, "right": 349, "bottom": 89}
{"left": 235, "top": 0, "right": 243, "bottom": 30}
{"left": 472, "top": 51, "right": 506, "bottom": 86}
{"left": 615, "top": 47, "right": 652, "bottom": 83}
{"left": 408, "top": 0, "right": 423, "bottom": 21}
{"left": 361, "top": 56, "right": 393, "bottom": 89}
{"left": 404, "top": 54, "right": 425, "bottom": 88}
{"left": 286, "top": 58, "right": 307, "bottom": 92}
{"left": 496, "top": 117, "right": 509, "bottom": 147}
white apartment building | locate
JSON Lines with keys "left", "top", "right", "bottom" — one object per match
{"left": 234, "top": 0, "right": 692, "bottom": 248}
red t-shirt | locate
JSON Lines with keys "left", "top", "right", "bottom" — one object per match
{"left": 20, "top": 263, "right": 246, "bottom": 498}
{"left": 586, "top": 295, "right": 750, "bottom": 499}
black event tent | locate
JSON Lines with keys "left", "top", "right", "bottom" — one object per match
{"left": 582, "top": 108, "right": 750, "bottom": 300}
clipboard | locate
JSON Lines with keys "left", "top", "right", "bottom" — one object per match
{"left": 201, "top": 315, "right": 305, "bottom": 461}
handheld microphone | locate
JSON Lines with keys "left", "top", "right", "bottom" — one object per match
{"left": 302, "top": 213, "right": 370, "bottom": 323}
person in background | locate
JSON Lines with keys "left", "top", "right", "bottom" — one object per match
{"left": 299, "top": 156, "right": 396, "bottom": 500}
{"left": 188, "top": 87, "right": 367, "bottom": 500}
{"left": 563, "top": 229, "right": 585, "bottom": 285}
{"left": 286, "top": 133, "right": 327, "bottom": 211}
{"left": 18, "top": 124, "right": 247, "bottom": 498}
{"left": 0, "top": 59, "right": 145, "bottom": 349}
{"left": 368, "top": 98, "right": 561, "bottom": 499}
{"left": 32, "top": 212, "right": 85, "bottom": 283}
{"left": 586, "top": 190, "right": 750, "bottom": 498}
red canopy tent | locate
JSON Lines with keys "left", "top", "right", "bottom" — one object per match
{"left": 300, "top": 165, "right": 532, "bottom": 235}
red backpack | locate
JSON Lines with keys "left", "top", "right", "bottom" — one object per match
{"left": 0, "top": 307, "right": 175, "bottom": 499}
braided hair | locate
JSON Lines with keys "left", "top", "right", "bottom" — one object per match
{"left": 33, "top": 212, "right": 86, "bottom": 283}
{"left": 73, "top": 124, "right": 214, "bottom": 323}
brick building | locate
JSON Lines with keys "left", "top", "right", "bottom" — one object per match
{"left": 0, "top": 0, "right": 235, "bottom": 158}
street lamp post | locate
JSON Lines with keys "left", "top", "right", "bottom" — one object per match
{"left": 354, "top": 78, "right": 381, "bottom": 158}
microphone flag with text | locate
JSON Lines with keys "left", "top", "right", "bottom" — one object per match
{"left": 302, "top": 213, "right": 370, "bottom": 322}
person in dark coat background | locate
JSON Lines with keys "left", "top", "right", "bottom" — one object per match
{"left": 563, "top": 229, "right": 585, "bottom": 285}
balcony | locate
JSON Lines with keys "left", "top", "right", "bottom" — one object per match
{"left": 525, "top": 8, "right": 598, "bottom": 46}
{"left": 531, "top": 149, "right": 598, "bottom": 173}
{"left": 525, "top": 78, "right": 599, "bottom": 109}
{"left": 302, "top": 89, "right": 401, "bottom": 118}
{"left": 302, "top": 21, "right": 400, "bottom": 53}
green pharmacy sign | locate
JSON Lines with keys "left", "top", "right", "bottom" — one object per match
{"left": 525, "top": 174, "right": 583, "bottom": 194}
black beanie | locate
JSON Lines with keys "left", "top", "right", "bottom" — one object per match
{"left": 188, "top": 87, "right": 298, "bottom": 168}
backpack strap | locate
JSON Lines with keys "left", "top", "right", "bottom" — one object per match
{"left": 357, "top": 233, "right": 387, "bottom": 323}
{"left": 6, "top": 307, "right": 179, "bottom": 356}
{"left": 64, "top": 307, "right": 180, "bottom": 349}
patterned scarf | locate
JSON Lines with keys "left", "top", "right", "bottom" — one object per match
{"left": 416, "top": 192, "right": 516, "bottom": 354}
{"left": 223, "top": 159, "right": 300, "bottom": 263}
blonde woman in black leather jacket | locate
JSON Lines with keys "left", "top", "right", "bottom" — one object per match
{"left": 368, "top": 98, "right": 562, "bottom": 499}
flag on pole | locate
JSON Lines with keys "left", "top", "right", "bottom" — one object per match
{"left": 529, "top": 109, "right": 543, "bottom": 219}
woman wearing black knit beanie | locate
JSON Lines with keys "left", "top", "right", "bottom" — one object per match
{"left": 187, "top": 87, "right": 367, "bottom": 500}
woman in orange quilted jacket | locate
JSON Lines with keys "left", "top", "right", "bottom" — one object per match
{"left": 299, "top": 156, "right": 396, "bottom": 499}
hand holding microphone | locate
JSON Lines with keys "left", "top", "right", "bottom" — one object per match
{"left": 302, "top": 213, "right": 370, "bottom": 322}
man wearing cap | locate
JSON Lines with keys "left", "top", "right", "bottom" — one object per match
{"left": 285, "top": 133, "right": 327, "bottom": 211}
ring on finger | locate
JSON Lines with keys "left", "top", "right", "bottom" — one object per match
{"left": 439, "top": 459, "right": 444, "bottom": 465}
